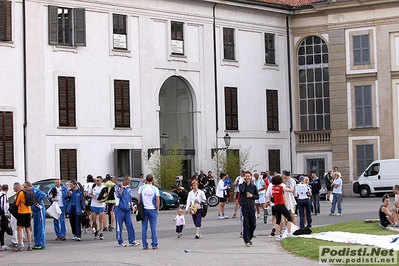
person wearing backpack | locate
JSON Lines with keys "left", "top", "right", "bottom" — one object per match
{"left": 14, "top": 182, "right": 33, "bottom": 251}
{"left": 48, "top": 179, "right": 68, "bottom": 241}
{"left": 24, "top": 182, "right": 47, "bottom": 250}
{"left": 0, "top": 184, "right": 12, "bottom": 250}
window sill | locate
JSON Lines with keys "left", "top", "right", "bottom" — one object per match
{"left": 350, "top": 127, "right": 378, "bottom": 131}
{"left": 263, "top": 63, "right": 279, "bottom": 71}
{"left": 169, "top": 54, "right": 187, "bottom": 62}
{"left": 57, "top": 126, "right": 78, "bottom": 129}
{"left": 267, "top": 130, "right": 280, "bottom": 133}
{"left": 0, "top": 41, "right": 15, "bottom": 48}
{"left": 222, "top": 59, "right": 239, "bottom": 67}
{"left": 113, "top": 127, "right": 132, "bottom": 130}
{"left": 52, "top": 45, "right": 78, "bottom": 53}
{"left": 110, "top": 49, "right": 132, "bottom": 58}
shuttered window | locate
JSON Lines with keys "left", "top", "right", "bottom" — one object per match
{"left": 0, "top": 0, "right": 12, "bottom": 41}
{"left": 58, "top": 76, "right": 76, "bottom": 127}
{"left": 60, "top": 149, "right": 77, "bottom": 180}
{"left": 48, "top": 6, "right": 86, "bottom": 47}
{"left": 225, "top": 87, "right": 238, "bottom": 130}
{"left": 356, "top": 144, "right": 373, "bottom": 176}
{"left": 355, "top": 85, "right": 372, "bottom": 128}
{"left": 0, "top": 111, "right": 13, "bottom": 169}
{"left": 268, "top": 149, "right": 280, "bottom": 174}
{"left": 265, "top": 33, "right": 275, "bottom": 64}
{"left": 223, "top": 28, "right": 235, "bottom": 60}
{"left": 114, "top": 80, "right": 130, "bottom": 128}
{"left": 266, "top": 90, "right": 279, "bottom": 131}
{"left": 353, "top": 34, "right": 370, "bottom": 65}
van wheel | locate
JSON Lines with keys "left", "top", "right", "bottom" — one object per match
{"left": 359, "top": 186, "right": 370, "bottom": 198}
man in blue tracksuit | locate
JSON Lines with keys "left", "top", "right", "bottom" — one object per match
{"left": 48, "top": 179, "right": 68, "bottom": 240}
{"left": 66, "top": 180, "right": 86, "bottom": 241}
{"left": 114, "top": 174, "right": 140, "bottom": 247}
{"left": 25, "top": 182, "right": 47, "bottom": 249}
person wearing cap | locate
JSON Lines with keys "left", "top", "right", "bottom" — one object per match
{"left": 296, "top": 176, "right": 312, "bottom": 229}
{"left": 282, "top": 170, "right": 297, "bottom": 225}
{"left": 239, "top": 171, "right": 259, "bottom": 247}
{"left": 329, "top": 171, "right": 343, "bottom": 216}
{"left": 216, "top": 173, "right": 229, "bottom": 219}
{"left": 379, "top": 194, "right": 395, "bottom": 227}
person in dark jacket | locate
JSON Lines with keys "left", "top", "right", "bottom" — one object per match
{"left": 66, "top": 180, "right": 86, "bottom": 241}
{"left": 310, "top": 171, "right": 321, "bottom": 215}
{"left": 238, "top": 171, "right": 259, "bottom": 247}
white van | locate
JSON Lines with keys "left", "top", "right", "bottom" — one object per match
{"left": 353, "top": 159, "right": 399, "bottom": 197}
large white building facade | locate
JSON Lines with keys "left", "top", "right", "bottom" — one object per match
{"left": 1, "top": 0, "right": 398, "bottom": 193}
{"left": 1, "top": 0, "right": 293, "bottom": 187}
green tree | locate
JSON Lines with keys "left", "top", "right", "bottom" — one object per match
{"left": 144, "top": 144, "right": 184, "bottom": 190}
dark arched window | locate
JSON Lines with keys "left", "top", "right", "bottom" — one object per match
{"left": 298, "top": 36, "right": 330, "bottom": 131}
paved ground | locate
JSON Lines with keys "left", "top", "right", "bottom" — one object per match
{"left": 0, "top": 196, "right": 386, "bottom": 266}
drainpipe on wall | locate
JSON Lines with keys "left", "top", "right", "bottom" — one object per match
{"left": 23, "top": 0, "right": 28, "bottom": 181}
{"left": 286, "top": 15, "right": 293, "bottom": 172}
{"left": 213, "top": 3, "right": 219, "bottom": 173}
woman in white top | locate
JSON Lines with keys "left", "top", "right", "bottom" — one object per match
{"left": 185, "top": 180, "right": 206, "bottom": 239}
{"left": 216, "top": 173, "right": 229, "bottom": 219}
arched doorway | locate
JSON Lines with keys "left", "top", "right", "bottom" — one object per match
{"left": 159, "top": 76, "right": 194, "bottom": 188}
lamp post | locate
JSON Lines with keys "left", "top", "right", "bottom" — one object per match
{"left": 211, "top": 133, "right": 231, "bottom": 158}
{"left": 148, "top": 132, "right": 169, "bottom": 159}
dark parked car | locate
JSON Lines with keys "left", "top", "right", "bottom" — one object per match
{"left": 119, "top": 177, "right": 179, "bottom": 210}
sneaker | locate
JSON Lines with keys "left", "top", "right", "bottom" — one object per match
{"left": 199, "top": 234, "right": 202, "bottom": 238}
{"left": 223, "top": 215, "right": 229, "bottom": 219}
{"left": 108, "top": 226, "right": 114, "bottom": 232}
{"left": 55, "top": 236, "right": 62, "bottom": 240}
{"left": 143, "top": 247, "right": 148, "bottom": 250}
{"left": 76, "top": 238, "right": 81, "bottom": 241}
{"left": 99, "top": 233, "right": 104, "bottom": 240}
{"left": 256, "top": 214, "right": 260, "bottom": 219}
{"left": 287, "top": 233, "right": 293, "bottom": 238}
{"left": 128, "top": 241, "right": 140, "bottom": 247}
{"left": 8, "top": 243, "right": 17, "bottom": 250}
{"left": 246, "top": 242, "right": 251, "bottom": 247}
{"left": 15, "top": 244, "right": 22, "bottom": 252}
{"left": 271, "top": 228, "right": 276, "bottom": 236}
{"left": 118, "top": 243, "right": 127, "bottom": 247}
{"left": 329, "top": 213, "right": 334, "bottom": 216}
{"left": 103, "top": 227, "right": 108, "bottom": 232}
{"left": 249, "top": 240, "right": 253, "bottom": 245}
{"left": 275, "top": 236, "right": 282, "bottom": 241}
{"left": 27, "top": 245, "right": 33, "bottom": 251}
{"left": 94, "top": 231, "right": 99, "bottom": 239}
{"left": 61, "top": 237, "right": 66, "bottom": 241}
{"left": 336, "top": 213, "right": 342, "bottom": 216}
{"left": 390, "top": 223, "right": 399, "bottom": 228}
{"left": 152, "top": 246, "right": 158, "bottom": 250}
{"left": 73, "top": 236, "right": 77, "bottom": 240}
{"left": 195, "top": 234, "right": 199, "bottom": 239}
{"left": 177, "top": 234, "right": 181, "bottom": 238}
{"left": 217, "top": 216, "right": 224, "bottom": 220}
{"left": 239, "top": 232, "right": 243, "bottom": 238}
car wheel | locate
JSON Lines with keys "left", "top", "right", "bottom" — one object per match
{"left": 359, "top": 186, "right": 370, "bottom": 198}
{"left": 160, "top": 198, "right": 165, "bottom": 210}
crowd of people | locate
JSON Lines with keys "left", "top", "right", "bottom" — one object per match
{"left": 2, "top": 166, "right": 396, "bottom": 250}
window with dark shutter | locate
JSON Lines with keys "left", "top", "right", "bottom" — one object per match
{"left": 131, "top": 149, "right": 142, "bottom": 178}
{"left": 265, "top": 33, "right": 275, "bottom": 64}
{"left": 223, "top": 28, "right": 235, "bottom": 60}
{"left": 60, "top": 149, "right": 77, "bottom": 180}
{"left": 355, "top": 85, "right": 372, "bottom": 128}
{"left": 114, "top": 80, "right": 130, "bottom": 128}
{"left": 0, "top": 111, "right": 13, "bottom": 169}
{"left": 171, "top": 21, "right": 184, "bottom": 55}
{"left": 353, "top": 34, "right": 370, "bottom": 65}
{"left": 356, "top": 144, "right": 373, "bottom": 176}
{"left": 58, "top": 76, "right": 76, "bottom": 127}
{"left": 225, "top": 87, "right": 238, "bottom": 130}
{"left": 113, "top": 14, "right": 127, "bottom": 50}
{"left": 0, "top": 0, "right": 11, "bottom": 41}
{"left": 268, "top": 149, "right": 280, "bottom": 174}
{"left": 266, "top": 90, "right": 279, "bottom": 131}
{"left": 48, "top": 6, "right": 85, "bottom": 47}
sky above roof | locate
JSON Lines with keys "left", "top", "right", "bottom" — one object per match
{"left": 245, "top": 0, "right": 323, "bottom": 7}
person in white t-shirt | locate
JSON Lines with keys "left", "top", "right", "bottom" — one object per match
{"left": 89, "top": 176, "right": 107, "bottom": 240}
{"left": 138, "top": 174, "right": 160, "bottom": 250}
{"left": 173, "top": 208, "right": 185, "bottom": 238}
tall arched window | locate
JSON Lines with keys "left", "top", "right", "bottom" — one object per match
{"left": 298, "top": 36, "right": 330, "bottom": 131}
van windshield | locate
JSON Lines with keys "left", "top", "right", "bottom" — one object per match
{"left": 366, "top": 163, "right": 380, "bottom": 176}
